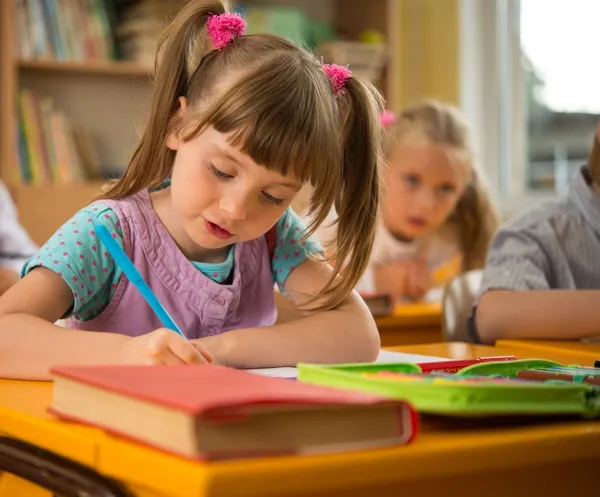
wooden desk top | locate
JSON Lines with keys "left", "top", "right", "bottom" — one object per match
{"left": 95, "top": 412, "right": 600, "bottom": 497}
{"left": 374, "top": 302, "right": 441, "bottom": 330}
{"left": 1, "top": 342, "right": 600, "bottom": 497}
{"left": 392, "top": 341, "right": 599, "bottom": 366}
{"left": 496, "top": 339, "right": 600, "bottom": 361}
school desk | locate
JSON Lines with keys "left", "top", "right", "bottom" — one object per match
{"left": 496, "top": 339, "right": 600, "bottom": 362}
{"left": 375, "top": 302, "right": 442, "bottom": 346}
{"left": 1, "top": 344, "right": 600, "bottom": 497}
{"left": 391, "top": 341, "right": 599, "bottom": 367}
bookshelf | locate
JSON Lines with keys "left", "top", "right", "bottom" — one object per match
{"left": 0, "top": 0, "right": 401, "bottom": 246}
{"left": 18, "top": 59, "right": 153, "bottom": 77}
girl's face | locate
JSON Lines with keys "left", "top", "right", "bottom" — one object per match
{"left": 382, "top": 135, "right": 470, "bottom": 240}
{"left": 163, "top": 126, "right": 302, "bottom": 257}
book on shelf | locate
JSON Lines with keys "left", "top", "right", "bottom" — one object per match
{"left": 16, "top": 89, "right": 102, "bottom": 185}
{"left": 116, "top": 0, "right": 176, "bottom": 65}
{"left": 14, "top": 0, "right": 116, "bottom": 62}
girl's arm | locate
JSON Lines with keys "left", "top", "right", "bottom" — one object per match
{"left": 0, "top": 268, "right": 128, "bottom": 379}
{"left": 0, "top": 269, "right": 209, "bottom": 380}
{"left": 373, "top": 257, "right": 431, "bottom": 300}
{"left": 0, "top": 267, "right": 20, "bottom": 297}
{"left": 200, "top": 258, "right": 381, "bottom": 368}
{"left": 476, "top": 290, "right": 600, "bottom": 343}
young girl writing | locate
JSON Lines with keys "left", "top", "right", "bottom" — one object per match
{"left": 0, "top": 1, "right": 384, "bottom": 380}
{"left": 472, "top": 125, "right": 600, "bottom": 343}
{"left": 351, "top": 100, "right": 499, "bottom": 300}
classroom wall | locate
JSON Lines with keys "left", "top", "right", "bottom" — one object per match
{"left": 396, "top": 0, "right": 460, "bottom": 109}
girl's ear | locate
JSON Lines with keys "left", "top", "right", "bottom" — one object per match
{"left": 166, "top": 97, "right": 189, "bottom": 151}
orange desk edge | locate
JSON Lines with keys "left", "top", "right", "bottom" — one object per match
{"left": 1, "top": 342, "right": 600, "bottom": 497}
{"left": 375, "top": 302, "right": 441, "bottom": 329}
{"left": 375, "top": 303, "right": 442, "bottom": 346}
{"left": 496, "top": 339, "right": 600, "bottom": 361}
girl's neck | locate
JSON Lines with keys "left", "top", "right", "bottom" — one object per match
{"left": 386, "top": 224, "right": 415, "bottom": 244}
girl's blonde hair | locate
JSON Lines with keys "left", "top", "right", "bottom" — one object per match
{"left": 387, "top": 100, "right": 499, "bottom": 270}
{"left": 587, "top": 125, "right": 600, "bottom": 184}
{"left": 102, "top": 0, "right": 384, "bottom": 310}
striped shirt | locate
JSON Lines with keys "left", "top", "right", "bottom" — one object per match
{"left": 469, "top": 166, "right": 600, "bottom": 341}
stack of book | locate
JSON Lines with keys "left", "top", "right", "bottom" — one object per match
{"left": 16, "top": 89, "right": 102, "bottom": 185}
{"left": 116, "top": 0, "right": 175, "bottom": 65}
{"left": 14, "top": 0, "right": 116, "bottom": 62}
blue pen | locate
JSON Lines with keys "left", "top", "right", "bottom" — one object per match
{"left": 94, "top": 224, "right": 186, "bottom": 339}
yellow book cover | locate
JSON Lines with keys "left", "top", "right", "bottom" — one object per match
{"left": 18, "top": 90, "right": 43, "bottom": 185}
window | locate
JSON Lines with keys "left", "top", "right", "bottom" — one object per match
{"left": 460, "top": 0, "right": 600, "bottom": 213}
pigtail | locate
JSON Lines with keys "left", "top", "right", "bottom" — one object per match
{"left": 103, "top": 1, "right": 229, "bottom": 200}
{"left": 451, "top": 170, "right": 500, "bottom": 270}
{"left": 311, "top": 77, "right": 385, "bottom": 311}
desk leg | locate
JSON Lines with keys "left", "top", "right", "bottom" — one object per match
{"left": 0, "top": 436, "right": 132, "bottom": 497}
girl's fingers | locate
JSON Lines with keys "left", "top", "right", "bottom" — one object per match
{"left": 407, "top": 262, "right": 419, "bottom": 298}
{"left": 192, "top": 341, "right": 214, "bottom": 364}
{"left": 146, "top": 329, "right": 198, "bottom": 365}
{"left": 166, "top": 332, "right": 210, "bottom": 365}
{"left": 145, "top": 333, "right": 186, "bottom": 365}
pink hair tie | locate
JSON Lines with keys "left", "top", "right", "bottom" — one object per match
{"left": 206, "top": 12, "right": 246, "bottom": 49}
{"left": 322, "top": 63, "right": 352, "bottom": 95}
{"left": 380, "top": 110, "right": 396, "bottom": 128}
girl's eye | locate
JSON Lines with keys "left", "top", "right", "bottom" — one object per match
{"left": 209, "top": 164, "right": 233, "bottom": 180}
{"left": 404, "top": 174, "right": 420, "bottom": 187}
{"left": 438, "top": 183, "right": 456, "bottom": 194}
{"left": 262, "top": 191, "right": 284, "bottom": 205}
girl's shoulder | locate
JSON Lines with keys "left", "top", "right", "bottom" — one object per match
{"left": 22, "top": 202, "right": 125, "bottom": 319}
{"left": 271, "top": 208, "right": 323, "bottom": 293}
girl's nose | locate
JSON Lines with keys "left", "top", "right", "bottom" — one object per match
{"left": 416, "top": 190, "right": 437, "bottom": 212}
{"left": 219, "top": 192, "right": 248, "bottom": 220}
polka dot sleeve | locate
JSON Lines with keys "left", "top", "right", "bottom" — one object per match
{"left": 272, "top": 208, "right": 324, "bottom": 293}
{"left": 22, "top": 203, "right": 124, "bottom": 318}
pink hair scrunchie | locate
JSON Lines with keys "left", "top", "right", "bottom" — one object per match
{"left": 322, "top": 63, "right": 352, "bottom": 95}
{"left": 380, "top": 110, "right": 397, "bottom": 128}
{"left": 206, "top": 12, "right": 246, "bottom": 49}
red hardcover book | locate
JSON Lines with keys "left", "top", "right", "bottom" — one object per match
{"left": 49, "top": 364, "right": 417, "bottom": 460}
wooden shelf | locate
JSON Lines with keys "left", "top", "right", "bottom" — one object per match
{"left": 9, "top": 181, "right": 107, "bottom": 245}
{"left": 18, "top": 60, "right": 153, "bottom": 78}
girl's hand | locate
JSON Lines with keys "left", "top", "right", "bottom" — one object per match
{"left": 120, "top": 328, "right": 213, "bottom": 365}
{"left": 374, "top": 260, "right": 412, "bottom": 296}
{"left": 191, "top": 335, "right": 227, "bottom": 366}
{"left": 405, "top": 254, "right": 432, "bottom": 301}
{"left": 374, "top": 257, "right": 432, "bottom": 300}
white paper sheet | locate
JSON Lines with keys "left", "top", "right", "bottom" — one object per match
{"left": 246, "top": 350, "right": 448, "bottom": 379}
